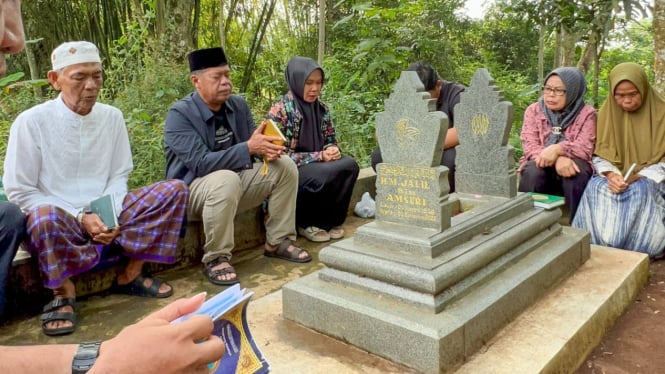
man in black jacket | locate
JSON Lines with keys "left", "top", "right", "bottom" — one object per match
{"left": 165, "top": 47, "right": 311, "bottom": 286}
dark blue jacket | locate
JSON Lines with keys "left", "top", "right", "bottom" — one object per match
{"left": 165, "top": 92, "right": 255, "bottom": 184}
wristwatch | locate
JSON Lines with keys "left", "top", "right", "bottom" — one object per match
{"left": 77, "top": 208, "right": 93, "bottom": 225}
{"left": 72, "top": 340, "right": 101, "bottom": 374}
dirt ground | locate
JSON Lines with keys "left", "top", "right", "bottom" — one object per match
{"left": 576, "top": 259, "right": 665, "bottom": 374}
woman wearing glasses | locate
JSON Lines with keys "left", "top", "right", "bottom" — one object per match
{"left": 573, "top": 62, "right": 665, "bottom": 259}
{"left": 518, "top": 67, "right": 596, "bottom": 221}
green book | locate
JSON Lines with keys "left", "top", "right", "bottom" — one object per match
{"left": 90, "top": 194, "right": 119, "bottom": 229}
{"left": 527, "top": 192, "right": 565, "bottom": 210}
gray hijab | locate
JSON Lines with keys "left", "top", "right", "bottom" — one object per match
{"left": 285, "top": 56, "right": 325, "bottom": 152}
{"left": 539, "top": 67, "right": 587, "bottom": 146}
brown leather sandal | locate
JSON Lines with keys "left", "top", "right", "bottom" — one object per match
{"left": 264, "top": 239, "right": 312, "bottom": 263}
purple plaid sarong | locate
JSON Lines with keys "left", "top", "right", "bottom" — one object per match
{"left": 25, "top": 180, "right": 189, "bottom": 289}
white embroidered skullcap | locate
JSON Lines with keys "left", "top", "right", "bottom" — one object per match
{"left": 51, "top": 41, "right": 102, "bottom": 71}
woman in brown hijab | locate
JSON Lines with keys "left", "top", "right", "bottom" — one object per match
{"left": 572, "top": 62, "right": 665, "bottom": 258}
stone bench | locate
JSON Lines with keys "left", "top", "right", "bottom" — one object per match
{"left": 4, "top": 168, "right": 377, "bottom": 318}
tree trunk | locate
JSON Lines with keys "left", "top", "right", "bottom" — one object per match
{"left": 156, "top": 0, "right": 195, "bottom": 60}
{"left": 655, "top": 0, "right": 665, "bottom": 93}
{"left": 554, "top": 28, "right": 562, "bottom": 67}
{"left": 240, "top": 0, "right": 278, "bottom": 93}
{"left": 318, "top": 0, "right": 326, "bottom": 65}
{"left": 219, "top": 0, "right": 226, "bottom": 48}
{"left": 538, "top": 23, "right": 544, "bottom": 82}
{"left": 560, "top": 28, "right": 580, "bottom": 67}
{"left": 24, "top": 39, "right": 41, "bottom": 98}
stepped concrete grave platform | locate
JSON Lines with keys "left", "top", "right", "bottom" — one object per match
{"left": 282, "top": 68, "right": 590, "bottom": 373}
{"left": 252, "top": 246, "right": 646, "bottom": 373}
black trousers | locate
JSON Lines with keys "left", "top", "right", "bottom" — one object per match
{"left": 0, "top": 202, "right": 26, "bottom": 317}
{"left": 297, "top": 156, "right": 360, "bottom": 230}
{"left": 518, "top": 158, "right": 593, "bottom": 221}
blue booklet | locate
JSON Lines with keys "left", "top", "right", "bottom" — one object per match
{"left": 174, "top": 285, "right": 270, "bottom": 374}
{"left": 90, "top": 194, "right": 118, "bottom": 229}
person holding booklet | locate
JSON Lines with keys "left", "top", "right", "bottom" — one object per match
{"left": 0, "top": 293, "right": 226, "bottom": 374}
{"left": 165, "top": 47, "right": 311, "bottom": 287}
{"left": 265, "top": 56, "right": 359, "bottom": 242}
{"left": 0, "top": 4, "right": 225, "bottom": 372}
{"left": 573, "top": 63, "right": 665, "bottom": 258}
{"left": 517, "top": 67, "right": 596, "bottom": 221}
{"left": 3, "top": 41, "right": 189, "bottom": 336}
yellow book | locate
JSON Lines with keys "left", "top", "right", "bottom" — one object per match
{"left": 261, "top": 119, "right": 287, "bottom": 175}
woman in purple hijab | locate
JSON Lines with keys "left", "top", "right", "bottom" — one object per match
{"left": 266, "top": 56, "right": 359, "bottom": 242}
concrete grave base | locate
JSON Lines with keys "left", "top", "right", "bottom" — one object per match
{"left": 283, "top": 227, "right": 589, "bottom": 373}
{"left": 255, "top": 246, "right": 647, "bottom": 373}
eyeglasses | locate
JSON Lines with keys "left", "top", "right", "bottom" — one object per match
{"left": 542, "top": 86, "right": 566, "bottom": 96}
{"left": 613, "top": 91, "right": 640, "bottom": 101}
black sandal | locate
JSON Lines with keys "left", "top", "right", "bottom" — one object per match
{"left": 203, "top": 256, "right": 239, "bottom": 286}
{"left": 113, "top": 274, "right": 174, "bottom": 298}
{"left": 41, "top": 297, "right": 77, "bottom": 336}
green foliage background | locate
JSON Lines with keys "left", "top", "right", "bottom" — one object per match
{"left": 0, "top": 0, "right": 655, "bottom": 190}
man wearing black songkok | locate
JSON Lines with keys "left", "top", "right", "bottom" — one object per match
{"left": 165, "top": 47, "right": 311, "bottom": 286}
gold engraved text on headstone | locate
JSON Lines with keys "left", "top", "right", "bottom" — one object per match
{"left": 378, "top": 164, "right": 438, "bottom": 223}
{"left": 471, "top": 113, "right": 490, "bottom": 136}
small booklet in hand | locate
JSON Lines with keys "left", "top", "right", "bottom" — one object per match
{"left": 90, "top": 194, "right": 119, "bottom": 229}
{"left": 260, "top": 119, "right": 287, "bottom": 175}
{"left": 173, "top": 285, "right": 270, "bottom": 374}
{"left": 527, "top": 192, "right": 565, "bottom": 210}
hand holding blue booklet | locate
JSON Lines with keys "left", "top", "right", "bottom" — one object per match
{"left": 90, "top": 194, "right": 118, "bottom": 229}
{"left": 173, "top": 285, "right": 270, "bottom": 374}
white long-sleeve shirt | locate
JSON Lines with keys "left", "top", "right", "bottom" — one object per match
{"left": 3, "top": 94, "right": 133, "bottom": 217}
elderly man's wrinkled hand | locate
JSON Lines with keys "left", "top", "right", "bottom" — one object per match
{"left": 82, "top": 213, "right": 118, "bottom": 244}
{"left": 248, "top": 123, "right": 284, "bottom": 161}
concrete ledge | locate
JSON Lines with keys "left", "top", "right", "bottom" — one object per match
{"left": 243, "top": 245, "right": 648, "bottom": 373}
{"left": 457, "top": 245, "right": 648, "bottom": 373}
{"left": 7, "top": 168, "right": 378, "bottom": 310}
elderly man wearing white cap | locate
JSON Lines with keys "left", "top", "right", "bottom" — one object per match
{"left": 3, "top": 41, "right": 190, "bottom": 336}
{"left": 0, "top": 7, "right": 225, "bottom": 371}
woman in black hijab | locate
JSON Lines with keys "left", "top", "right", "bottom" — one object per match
{"left": 266, "top": 56, "right": 359, "bottom": 242}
